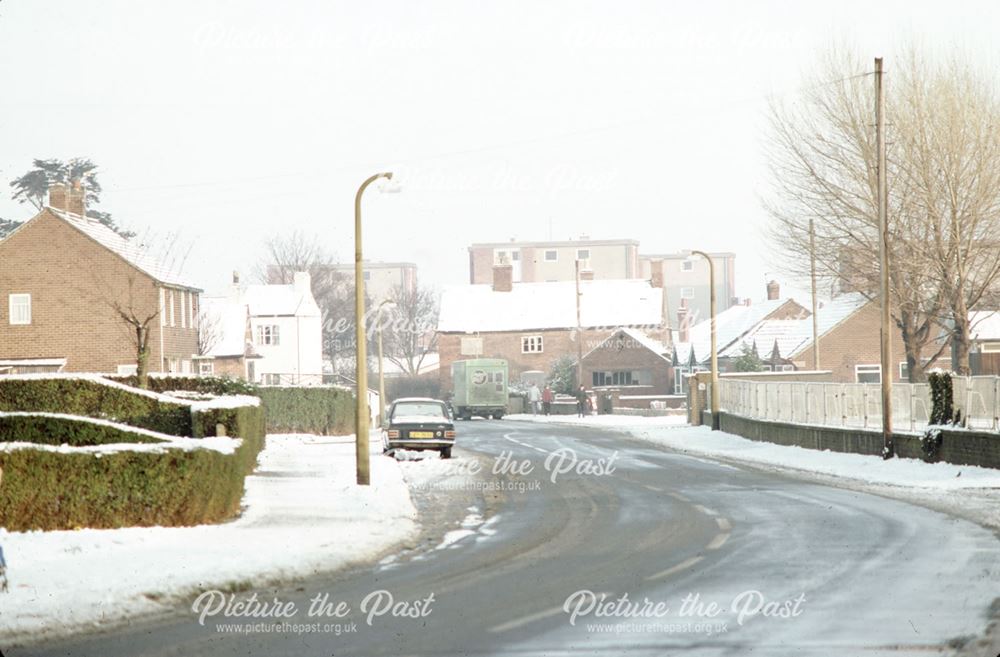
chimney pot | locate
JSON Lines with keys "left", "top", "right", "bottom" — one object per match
{"left": 48, "top": 183, "right": 68, "bottom": 212}
{"left": 492, "top": 263, "right": 513, "bottom": 292}
{"left": 766, "top": 280, "right": 780, "bottom": 301}
{"left": 649, "top": 259, "right": 664, "bottom": 289}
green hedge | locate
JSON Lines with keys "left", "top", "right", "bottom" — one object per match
{"left": 0, "top": 377, "right": 192, "bottom": 436}
{"left": 256, "top": 386, "right": 354, "bottom": 435}
{"left": 193, "top": 403, "right": 266, "bottom": 475}
{"left": 0, "top": 444, "right": 246, "bottom": 531}
{"left": 106, "top": 374, "right": 259, "bottom": 396}
{"left": 0, "top": 414, "right": 164, "bottom": 447}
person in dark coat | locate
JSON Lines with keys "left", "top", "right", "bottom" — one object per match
{"left": 575, "top": 385, "right": 588, "bottom": 417}
{"left": 542, "top": 385, "right": 554, "bottom": 415}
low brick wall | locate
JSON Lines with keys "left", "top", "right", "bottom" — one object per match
{"left": 713, "top": 412, "right": 1000, "bottom": 470}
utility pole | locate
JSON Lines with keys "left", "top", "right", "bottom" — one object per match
{"left": 875, "top": 57, "right": 894, "bottom": 458}
{"left": 809, "top": 219, "right": 820, "bottom": 370}
{"left": 575, "top": 259, "right": 583, "bottom": 388}
{"left": 691, "top": 251, "right": 719, "bottom": 430}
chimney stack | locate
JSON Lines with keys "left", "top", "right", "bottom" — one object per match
{"left": 68, "top": 180, "right": 86, "bottom": 216}
{"left": 492, "top": 263, "right": 513, "bottom": 292}
{"left": 766, "top": 280, "right": 780, "bottom": 301}
{"left": 677, "top": 299, "right": 690, "bottom": 343}
{"left": 49, "top": 183, "right": 68, "bottom": 211}
{"left": 649, "top": 259, "right": 664, "bottom": 289}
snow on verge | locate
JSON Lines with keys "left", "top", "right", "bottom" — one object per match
{"left": 0, "top": 433, "right": 417, "bottom": 643}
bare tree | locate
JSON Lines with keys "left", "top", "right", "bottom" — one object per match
{"left": 763, "top": 48, "right": 1000, "bottom": 379}
{"left": 197, "top": 307, "right": 223, "bottom": 356}
{"left": 110, "top": 276, "right": 160, "bottom": 388}
{"left": 379, "top": 283, "right": 439, "bottom": 378}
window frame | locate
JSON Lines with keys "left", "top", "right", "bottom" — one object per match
{"left": 8, "top": 293, "right": 31, "bottom": 325}
{"left": 681, "top": 260, "right": 694, "bottom": 272}
{"left": 576, "top": 248, "right": 590, "bottom": 261}
{"left": 521, "top": 335, "right": 544, "bottom": 354}
{"left": 257, "top": 324, "right": 281, "bottom": 346}
{"left": 543, "top": 250, "right": 558, "bottom": 262}
{"left": 855, "top": 364, "right": 882, "bottom": 384}
{"left": 680, "top": 286, "right": 695, "bottom": 299}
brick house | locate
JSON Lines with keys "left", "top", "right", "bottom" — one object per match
{"left": 437, "top": 264, "right": 667, "bottom": 391}
{"left": 580, "top": 327, "right": 675, "bottom": 405}
{"left": 0, "top": 184, "right": 201, "bottom": 374}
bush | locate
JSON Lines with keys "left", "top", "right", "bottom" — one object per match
{"left": 0, "top": 414, "right": 164, "bottom": 446}
{"left": 0, "top": 443, "right": 247, "bottom": 531}
{"left": 257, "top": 386, "right": 354, "bottom": 435}
{"left": 192, "top": 402, "right": 266, "bottom": 475}
{"left": 928, "top": 371, "right": 961, "bottom": 425}
{"left": 0, "top": 377, "right": 192, "bottom": 436}
{"left": 106, "top": 374, "right": 259, "bottom": 396}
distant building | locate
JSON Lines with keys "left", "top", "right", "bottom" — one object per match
{"left": 639, "top": 252, "right": 737, "bottom": 327}
{"left": 437, "top": 263, "right": 667, "bottom": 391}
{"left": 468, "top": 238, "right": 640, "bottom": 284}
{"left": 327, "top": 261, "right": 417, "bottom": 303}
{"left": 197, "top": 296, "right": 261, "bottom": 381}
{"left": 580, "top": 327, "right": 676, "bottom": 405}
{"left": 211, "top": 272, "right": 324, "bottom": 385}
{"left": 0, "top": 183, "right": 201, "bottom": 375}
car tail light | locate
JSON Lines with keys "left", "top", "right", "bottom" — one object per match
{"left": 444, "top": 430, "right": 456, "bottom": 438}
{"left": 388, "top": 430, "right": 400, "bottom": 438}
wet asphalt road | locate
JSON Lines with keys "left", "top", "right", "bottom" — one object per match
{"left": 12, "top": 419, "right": 1000, "bottom": 657}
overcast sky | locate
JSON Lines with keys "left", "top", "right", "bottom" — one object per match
{"left": 1, "top": 1, "right": 997, "bottom": 299}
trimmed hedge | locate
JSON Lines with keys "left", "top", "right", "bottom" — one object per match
{"left": 0, "top": 414, "right": 164, "bottom": 447}
{"left": 106, "top": 374, "right": 259, "bottom": 397}
{"left": 0, "top": 377, "right": 192, "bottom": 436}
{"left": 256, "top": 386, "right": 354, "bottom": 435}
{"left": 0, "top": 445, "right": 246, "bottom": 531}
{"left": 193, "top": 403, "right": 266, "bottom": 475}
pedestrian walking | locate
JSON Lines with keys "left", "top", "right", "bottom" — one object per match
{"left": 542, "top": 384, "right": 554, "bottom": 416}
{"left": 529, "top": 383, "right": 541, "bottom": 415}
{"left": 575, "top": 385, "right": 588, "bottom": 417}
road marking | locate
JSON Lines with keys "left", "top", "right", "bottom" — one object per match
{"left": 488, "top": 591, "right": 613, "bottom": 633}
{"left": 502, "top": 433, "right": 549, "bottom": 454}
{"left": 667, "top": 491, "right": 690, "bottom": 503}
{"left": 706, "top": 532, "right": 730, "bottom": 550}
{"left": 644, "top": 484, "right": 664, "bottom": 492}
{"left": 645, "top": 555, "right": 704, "bottom": 581}
{"left": 694, "top": 504, "right": 718, "bottom": 517}
{"left": 716, "top": 517, "right": 732, "bottom": 531}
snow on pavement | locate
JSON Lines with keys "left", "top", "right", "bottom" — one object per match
{"left": 507, "top": 413, "right": 1000, "bottom": 527}
{"left": 0, "top": 433, "right": 418, "bottom": 643}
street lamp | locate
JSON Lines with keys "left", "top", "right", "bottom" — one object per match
{"left": 355, "top": 171, "right": 394, "bottom": 486}
{"left": 690, "top": 250, "right": 719, "bottom": 431}
{"left": 376, "top": 299, "right": 397, "bottom": 428}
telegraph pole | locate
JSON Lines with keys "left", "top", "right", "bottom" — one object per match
{"left": 875, "top": 57, "right": 894, "bottom": 458}
{"left": 809, "top": 219, "right": 820, "bottom": 370}
{"left": 575, "top": 259, "right": 583, "bottom": 387}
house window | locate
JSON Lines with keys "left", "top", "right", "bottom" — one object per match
{"left": 199, "top": 361, "right": 215, "bottom": 376}
{"left": 116, "top": 364, "right": 138, "bottom": 375}
{"left": 190, "top": 294, "right": 197, "bottom": 329}
{"left": 257, "top": 325, "right": 280, "bottom": 346}
{"left": 681, "top": 260, "right": 694, "bottom": 272}
{"left": 981, "top": 342, "right": 1000, "bottom": 353}
{"left": 673, "top": 366, "right": 688, "bottom": 394}
{"left": 8, "top": 294, "right": 31, "bottom": 325}
{"left": 159, "top": 289, "right": 166, "bottom": 326}
{"left": 577, "top": 249, "right": 590, "bottom": 260}
{"left": 899, "top": 361, "right": 908, "bottom": 380}
{"left": 263, "top": 373, "right": 282, "bottom": 385}
{"left": 363, "top": 271, "right": 371, "bottom": 281}
{"left": 169, "top": 291, "right": 175, "bottom": 327}
{"left": 680, "top": 287, "right": 695, "bottom": 299}
{"left": 593, "top": 370, "right": 643, "bottom": 387}
{"left": 180, "top": 292, "right": 187, "bottom": 329}
{"left": 521, "top": 335, "right": 543, "bottom": 353}
{"left": 856, "top": 364, "right": 881, "bottom": 384}
{"left": 544, "top": 250, "right": 558, "bottom": 262}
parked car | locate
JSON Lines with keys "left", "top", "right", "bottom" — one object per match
{"left": 381, "top": 397, "right": 456, "bottom": 459}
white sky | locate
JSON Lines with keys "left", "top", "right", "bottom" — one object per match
{"left": 1, "top": 1, "right": 997, "bottom": 299}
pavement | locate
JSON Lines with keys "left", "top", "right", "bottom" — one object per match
{"left": 8, "top": 419, "right": 1000, "bottom": 657}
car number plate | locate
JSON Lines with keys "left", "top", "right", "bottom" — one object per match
{"left": 409, "top": 431, "right": 434, "bottom": 438}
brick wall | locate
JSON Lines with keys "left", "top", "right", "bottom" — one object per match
{"left": 0, "top": 210, "right": 198, "bottom": 373}
{"left": 581, "top": 332, "right": 673, "bottom": 395}
{"left": 438, "top": 327, "right": 615, "bottom": 391}
{"left": 793, "top": 301, "right": 908, "bottom": 383}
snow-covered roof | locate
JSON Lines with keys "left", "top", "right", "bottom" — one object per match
{"left": 582, "top": 327, "right": 672, "bottom": 363}
{"left": 685, "top": 299, "right": 798, "bottom": 361}
{"left": 46, "top": 207, "right": 201, "bottom": 290}
{"left": 970, "top": 310, "right": 1000, "bottom": 341}
{"left": 438, "top": 279, "right": 664, "bottom": 332}
{"left": 200, "top": 297, "right": 253, "bottom": 358}
{"left": 243, "top": 283, "right": 321, "bottom": 317}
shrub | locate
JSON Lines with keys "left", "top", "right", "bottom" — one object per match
{"left": 256, "top": 386, "right": 354, "bottom": 435}
{"left": 192, "top": 402, "right": 266, "bottom": 475}
{"left": 0, "top": 413, "right": 164, "bottom": 446}
{"left": 0, "top": 377, "right": 191, "bottom": 436}
{"left": 928, "top": 371, "right": 960, "bottom": 425}
{"left": 106, "top": 374, "right": 259, "bottom": 396}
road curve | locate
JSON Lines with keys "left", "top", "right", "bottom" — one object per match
{"left": 14, "top": 420, "right": 1000, "bottom": 657}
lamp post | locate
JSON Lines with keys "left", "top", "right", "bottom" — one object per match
{"left": 690, "top": 250, "right": 719, "bottom": 430}
{"left": 355, "top": 171, "right": 394, "bottom": 486}
{"left": 376, "top": 299, "right": 397, "bottom": 428}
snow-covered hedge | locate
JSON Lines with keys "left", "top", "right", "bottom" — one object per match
{"left": 0, "top": 375, "right": 266, "bottom": 531}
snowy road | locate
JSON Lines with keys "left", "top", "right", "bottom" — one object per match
{"left": 13, "top": 420, "right": 1000, "bottom": 656}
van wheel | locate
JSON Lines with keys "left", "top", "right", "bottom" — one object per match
{"left": 441, "top": 447, "right": 452, "bottom": 459}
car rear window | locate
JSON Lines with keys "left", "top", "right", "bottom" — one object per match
{"left": 392, "top": 402, "right": 447, "bottom": 419}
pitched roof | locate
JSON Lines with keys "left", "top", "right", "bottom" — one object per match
{"left": 200, "top": 297, "right": 253, "bottom": 358}
{"left": 684, "top": 298, "right": 798, "bottom": 361}
{"left": 243, "top": 283, "right": 321, "bottom": 317}
{"left": 44, "top": 207, "right": 201, "bottom": 290}
{"left": 581, "top": 327, "right": 672, "bottom": 363}
{"left": 437, "top": 279, "right": 664, "bottom": 333}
